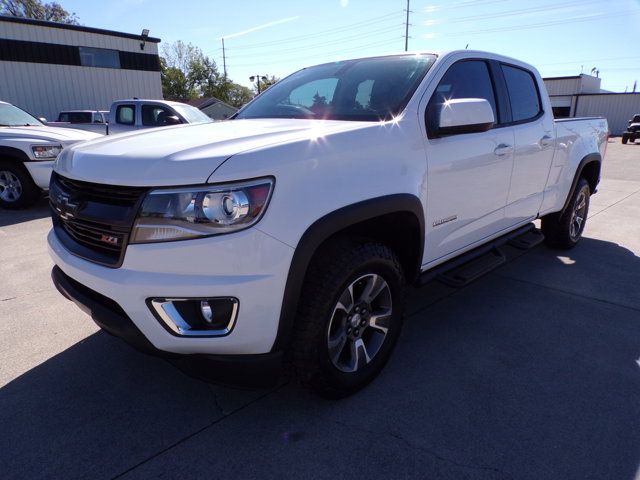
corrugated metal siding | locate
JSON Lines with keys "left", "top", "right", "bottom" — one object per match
{"left": 575, "top": 94, "right": 640, "bottom": 135}
{"left": 0, "top": 21, "right": 161, "bottom": 119}
{"left": 544, "top": 78, "right": 581, "bottom": 96}
{"left": 0, "top": 61, "right": 162, "bottom": 119}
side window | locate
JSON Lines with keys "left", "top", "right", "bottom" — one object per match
{"left": 141, "top": 105, "right": 176, "bottom": 126}
{"left": 427, "top": 60, "right": 497, "bottom": 135}
{"left": 501, "top": 65, "right": 541, "bottom": 122}
{"left": 116, "top": 105, "right": 135, "bottom": 125}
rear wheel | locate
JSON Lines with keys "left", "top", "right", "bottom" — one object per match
{"left": 290, "top": 240, "right": 405, "bottom": 398}
{"left": 542, "top": 178, "right": 590, "bottom": 249}
{"left": 0, "top": 161, "right": 41, "bottom": 209}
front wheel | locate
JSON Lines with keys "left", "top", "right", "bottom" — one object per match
{"left": 622, "top": 135, "right": 629, "bottom": 144}
{"left": 542, "top": 178, "right": 590, "bottom": 249}
{"left": 0, "top": 161, "right": 41, "bottom": 209}
{"left": 290, "top": 240, "right": 405, "bottom": 398}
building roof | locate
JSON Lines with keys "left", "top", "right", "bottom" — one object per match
{"left": 0, "top": 15, "right": 161, "bottom": 43}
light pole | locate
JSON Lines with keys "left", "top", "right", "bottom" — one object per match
{"left": 250, "top": 75, "right": 268, "bottom": 94}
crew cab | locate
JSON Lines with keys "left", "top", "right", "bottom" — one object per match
{"left": 48, "top": 51, "right": 608, "bottom": 397}
{"left": 0, "top": 101, "right": 100, "bottom": 208}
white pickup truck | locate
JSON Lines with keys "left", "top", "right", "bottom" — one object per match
{"left": 0, "top": 101, "right": 100, "bottom": 209}
{"left": 46, "top": 100, "right": 212, "bottom": 136}
{"left": 48, "top": 51, "right": 607, "bottom": 397}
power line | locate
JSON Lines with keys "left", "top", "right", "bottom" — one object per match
{"left": 227, "top": 11, "right": 404, "bottom": 50}
{"left": 429, "top": 10, "right": 639, "bottom": 37}
{"left": 418, "top": 0, "right": 609, "bottom": 25}
{"left": 227, "top": 24, "right": 403, "bottom": 59}
{"left": 227, "top": 36, "right": 401, "bottom": 68}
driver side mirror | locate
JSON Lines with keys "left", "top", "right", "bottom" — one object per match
{"left": 38, "top": 117, "right": 47, "bottom": 124}
{"left": 164, "top": 115, "right": 181, "bottom": 125}
{"left": 435, "top": 98, "right": 494, "bottom": 137}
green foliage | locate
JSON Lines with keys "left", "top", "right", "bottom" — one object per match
{"left": 160, "top": 40, "right": 253, "bottom": 108}
{"left": 0, "top": 0, "right": 79, "bottom": 24}
{"left": 252, "top": 74, "right": 280, "bottom": 95}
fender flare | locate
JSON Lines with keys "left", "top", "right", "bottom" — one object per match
{"left": 560, "top": 152, "right": 601, "bottom": 215}
{"left": 0, "top": 146, "right": 30, "bottom": 163}
{"left": 271, "top": 193, "right": 424, "bottom": 352}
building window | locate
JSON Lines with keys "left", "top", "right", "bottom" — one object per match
{"left": 552, "top": 106, "right": 571, "bottom": 118}
{"left": 79, "top": 46, "right": 120, "bottom": 69}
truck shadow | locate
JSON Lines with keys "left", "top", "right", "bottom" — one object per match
{"left": 0, "top": 197, "right": 50, "bottom": 227}
{"left": 2, "top": 237, "right": 640, "bottom": 479}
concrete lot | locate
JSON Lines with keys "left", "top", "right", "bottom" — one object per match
{"left": 1, "top": 140, "right": 639, "bottom": 479}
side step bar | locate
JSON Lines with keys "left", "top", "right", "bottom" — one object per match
{"left": 417, "top": 223, "right": 543, "bottom": 288}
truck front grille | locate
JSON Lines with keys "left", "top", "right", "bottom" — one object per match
{"left": 50, "top": 172, "right": 148, "bottom": 267}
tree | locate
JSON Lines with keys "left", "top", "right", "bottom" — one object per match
{"left": 252, "top": 74, "right": 280, "bottom": 95}
{"left": 160, "top": 40, "right": 254, "bottom": 108}
{"left": 0, "top": 0, "right": 79, "bottom": 24}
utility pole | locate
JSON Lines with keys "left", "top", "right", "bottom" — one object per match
{"left": 404, "top": 0, "right": 410, "bottom": 51}
{"left": 221, "top": 38, "right": 227, "bottom": 79}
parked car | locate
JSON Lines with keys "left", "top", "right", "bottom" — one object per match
{"left": 45, "top": 110, "right": 109, "bottom": 135}
{"left": 0, "top": 101, "right": 100, "bottom": 208}
{"left": 48, "top": 51, "right": 607, "bottom": 397}
{"left": 622, "top": 114, "right": 640, "bottom": 144}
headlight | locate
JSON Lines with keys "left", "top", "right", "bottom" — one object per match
{"left": 131, "top": 178, "right": 274, "bottom": 244}
{"left": 32, "top": 144, "right": 62, "bottom": 160}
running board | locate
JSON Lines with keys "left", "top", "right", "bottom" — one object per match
{"left": 417, "top": 223, "right": 542, "bottom": 288}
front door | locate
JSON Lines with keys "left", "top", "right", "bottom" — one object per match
{"left": 421, "top": 59, "right": 514, "bottom": 265}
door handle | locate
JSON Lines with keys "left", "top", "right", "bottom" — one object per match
{"left": 539, "top": 135, "right": 553, "bottom": 148}
{"left": 494, "top": 143, "right": 513, "bottom": 156}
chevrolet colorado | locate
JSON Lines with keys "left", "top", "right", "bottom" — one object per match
{"left": 48, "top": 51, "right": 608, "bottom": 397}
{"left": 0, "top": 101, "right": 100, "bottom": 209}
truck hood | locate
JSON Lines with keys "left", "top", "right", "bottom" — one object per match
{"left": 0, "top": 125, "right": 101, "bottom": 145}
{"left": 55, "top": 119, "right": 373, "bottom": 186}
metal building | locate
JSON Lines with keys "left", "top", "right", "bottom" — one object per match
{"left": 544, "top": 74, "right": 640, "bottom": 135}
{"left": 0, "top": 16, "right": 162, "bottom": 120}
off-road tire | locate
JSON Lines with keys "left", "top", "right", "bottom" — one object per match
{"left": 542, "top": 178, "right": 590, "bottom": 249}
{"left": 290, "top": 239, "right": 405, "bottom": 398}
{"left": 0, "top": 160, "right": 41, "bottom": 209}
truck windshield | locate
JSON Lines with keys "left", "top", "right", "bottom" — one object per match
{"left": 172, "top": 104, "right": 213, "bottom": 124}
{"left": 235, "top": 54, "right": 436, "bottom": 122}
{"left": 0, "top": 103, "right": 43, "bottom": 127}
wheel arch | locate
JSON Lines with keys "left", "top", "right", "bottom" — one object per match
{"left": 271, "top": 193, "right": 424, "bottom": 352}
{"left": 560, "top": 152, "right": 601, "bottom": 215}
{"left": 0, "top": 146, "right": 31, "bottom": 164}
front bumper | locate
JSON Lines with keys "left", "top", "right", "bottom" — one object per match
{"left": 48, "top": 226, "right": 294, "bottom": 356}
{"left": 51, "top": 266, "right": 283, "bottom": 386}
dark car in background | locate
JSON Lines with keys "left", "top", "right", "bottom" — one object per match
{"left": 622, "top": 114, "right": 640, "bottom": 144}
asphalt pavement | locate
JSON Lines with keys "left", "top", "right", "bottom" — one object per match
{"left": 1, "top": 140, "right": 639, "bottom": 480}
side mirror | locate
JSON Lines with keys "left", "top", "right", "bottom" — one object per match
{"left": 165, "top": 115, "right": 181, "bottom": 125}
{"left": 38, "top": 117, "right": 47, "bottom": 124}
{"left": 437, "top": 98, "right": 494, "bottom": 136}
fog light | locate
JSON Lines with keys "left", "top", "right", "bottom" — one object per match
{"left": 148, "top": 297, "right": 239, "bottom": 337}
{"left": 200, "top": 300, "right": 214, "bottom": 323}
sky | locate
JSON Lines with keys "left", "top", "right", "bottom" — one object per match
{"left": 60, "top": 0, "right": 640, "bottom": 92}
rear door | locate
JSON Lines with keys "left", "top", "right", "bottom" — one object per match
{"left": 499, "top": 64, "right": 555, "bottom": 224}
{"left": 421, "top": 59, "right": 515, "bottom": 264}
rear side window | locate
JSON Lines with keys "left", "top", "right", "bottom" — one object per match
{"left": 427, "top": 60, "right": 497, "bottom": 134}
{"left": 501, "top": 65, "right": 541, "bottom": 122}
{"left": 116, "top": 105, "right": 135, "bottom": 125}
